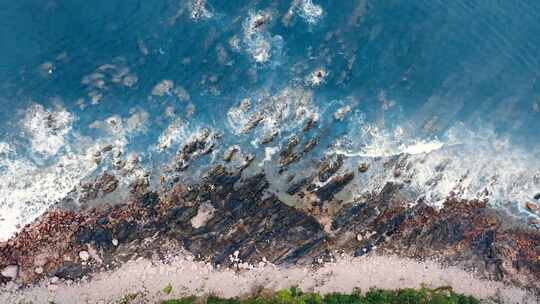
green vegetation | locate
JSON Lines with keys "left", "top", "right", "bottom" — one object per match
{"left": 164, "top": 283, "right": 173, "bottom": 295}
{"left": 160, "top": 286, "right": 480, "bottom": 304}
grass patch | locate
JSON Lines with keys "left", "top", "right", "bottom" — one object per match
{"left": 164, "top": 283, "right": 173, "bottom": 295}
{"left": 161, "top": 286, "right": 480, "bottom": 304}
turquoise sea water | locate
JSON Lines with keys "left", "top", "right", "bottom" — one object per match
{"left": 1, "top": 0, "right": 540, "bottom": 240}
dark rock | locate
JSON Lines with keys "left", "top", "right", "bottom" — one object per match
{"left": 92, "top": 226, "right": 113, "bottom": 249}
{"left": 203, "top": 165, "right": 241, "bottom": 188}
{"left": 101, "top": 145, "right": 113, "bottom": 152}
{"left": 287, "top": 177, "right": 312, "bottom": 195}
{"left": 223, "top": 146, "right": 238, "bottom": 162}
{"left": 279, "top": 137, "right": 300, "bottom": 166}
{"left": 175, "top": 129, "right": 213, "bottom": 171}
{"left": 239, "top": 154, "right": 255, "bottom": 171}
{"left": 168, "top": 206, "right": 198, "bottom": 225}
{"left": 76, "top": 225, "right": 112, "bottom": 249}
{"left": 302, "top": 117, "right": 317, "bottom": 133}
{"left": 280, "top": 152, "right": 302, "bottom": 167}
{"left": 101, "top": 178, "right": 118, "bottom": 194}
{"left": 315, "top": 172, "right": 354, "bottom": 202}
{"left": 139, "top": 192, "right": 159, "bottom": 208}
{"left": 242, "top": 113, "right": 264, "bottom": 133}
{"left": 303, "top": 138, "right": 318, "bottom": 154}
{"left": 97, "top": 217, "right": 109, "bottom": 226}
{"left": 332, "top": 202, "right": 379, "bottom": 231}
{"left": 354, "top": 243, "right": 375, "bottom": 257}
{"left": 534, "top": 193, "right": 540, "bottom": 200}
{"left": 53, "top": 262, "right": 85, "bottom": 280}
{"left": 318, "top": 155, "right": 344, "bottom": 183}
{"left": 115, "top": 221, "right": 137, "bottom": 243}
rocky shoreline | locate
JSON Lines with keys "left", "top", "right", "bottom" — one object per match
{"left": 1, "top": 160, "right": 540, "bottom": 300}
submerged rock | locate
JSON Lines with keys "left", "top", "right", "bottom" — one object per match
{"left": 314, "top": 172, "right": 354, "bottom": 202}
{"left": 286, "top": 177, "right": 312, "bottom": 195}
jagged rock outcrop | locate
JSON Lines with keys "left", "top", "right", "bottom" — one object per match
{"left": 1, "top": 165, "right": 539, "bottom": 296}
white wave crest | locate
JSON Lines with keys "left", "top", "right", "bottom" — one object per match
{"left": 0, "top": 142, "right": 97, "bottom": 241}
{"left": 331, "top": 124, "right": 540, "bottom": 215}
{"left": 227, "top": 87, "right": 319, "bottom": 139}
{"left": 284, "top": 0, "right": 324, "bottom": 26}
{"left": 241, "top": 10, "right": 283, "bottom": 64}
{"left": 22, "top": 103, "right": 74, "bottom": 157}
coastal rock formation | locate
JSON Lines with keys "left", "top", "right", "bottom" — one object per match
{"left": 1, "top": 165, "right": 539, "bottom": 297}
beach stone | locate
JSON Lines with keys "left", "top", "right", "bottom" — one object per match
{"left": 79, "top": 250, "right": 90, "bottom": 261}
{"left": 33, "top": 253, "right": 49, "bottom": 267}
{"left": 534, "top": 193, "right": 540, "bottom": 200}
{"left": 112, "top": 239, "right": 119, "bottom": 246}
{"left": 34, "top": 267, "right": 44, "bottom": 274}
{"left": 526, "top": 202, "right": 539, "bottom": 213}
{"left": 1, "top": 265, "right": 18, "bottom": 279}
{"left": 358, "top": 163, "right": 369, "bottom": 173}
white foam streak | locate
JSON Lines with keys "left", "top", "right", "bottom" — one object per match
{"left": 296, "top": 0, "right": 324, "bottom": 24}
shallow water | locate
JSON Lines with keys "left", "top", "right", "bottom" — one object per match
{"left": 1, "top": 0, "right": 540, "bottom": 240}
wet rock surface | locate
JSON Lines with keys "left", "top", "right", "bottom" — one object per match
{"left": 1, "top": 165, "right": 539, "bottom": 296}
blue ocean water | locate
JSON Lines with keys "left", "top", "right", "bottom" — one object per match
{"left": 1, "top": 0, "right": 540, "bottom": 240}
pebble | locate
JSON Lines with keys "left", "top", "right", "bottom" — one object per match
{"left": 79, "top": 250, "right": 90, "bottom": 261}
{"left": 1, "top": 265, "right": 19, "bottom": 279}
{"left": 358, "top": 163, "right": 369, "bottom": 173}
{"left": 33, "top": 253, "right": 49, "bottom": 267}
{"left": 35, "top": 267, "right": 44, "bottom": 274}
{"left": 534, "top": 193, "right": 540, "bottom": 200}
{"left": 112, "top": 239, "right": 119, "bottom": 246}
{"left": 526, "top": 202, "right": 539, "bottom": 213}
